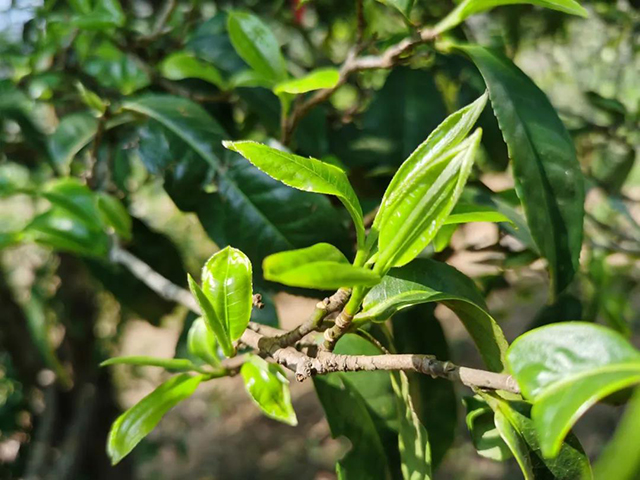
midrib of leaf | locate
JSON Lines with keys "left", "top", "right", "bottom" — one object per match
{"left": 222, "top": 251, "right": 231, "bottom": 334}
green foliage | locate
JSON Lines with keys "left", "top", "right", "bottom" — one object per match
{"left": 107, "top": 374, "right": 204, "bottom": 465}
{"left": 241, "top": 355, "right": 298, "bottom": 426}
{"left": 263, "top": 243, "right": 380, "bottom": 289}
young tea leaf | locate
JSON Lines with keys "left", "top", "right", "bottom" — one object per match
{"left": 241, "top": 355, "right": 297, "bottom": 426}
{"left": 107, "top": 373, "right": 204, "bottom": 464}
{"left": 376, "top": 129, "right": 483, "bottom": 272}
{"left": 223, "top": 141, "right": 365, "bottom": 249}
{"left": 187, "top": 317, "right": 220, "bottom": 367}
{"left": 273, "top": 68, "right": 340, "bottom": 95}
{"left": 263, "top": 243, "right": 380, "bottom": 289}
{"left": 159, "top": 52, "right": 227, "bottom": 89}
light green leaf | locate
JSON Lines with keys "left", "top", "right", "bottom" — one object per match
{"left": 593, "top": 387, "right": 640, "bottom": 480}
{"left": 507, "top": 322, "right": 640, "bottom": 457}
{"left": 123, "top": 94, "right": 226, "bottom": 169}
{"left": 463, "top": 396, "right": 513, "bottom": 461}
{"left": 23, "top": 208, "right": 109, "bottom": 257}
{"left": 241, "top": 355, "right": 297, "bottom": 426}
{"left": 357, "top": 258, "right": 508, "bottom": 372}
{"left": 435, "top": 0, "right": 587, "bottom": 34}
{"left": 227, "top": 11, "right": 288, "bottom": 83}
{"left": 375, "top": 0, "right": 415, "bottom": 17}
{"left": 228, "top": 69, "right": 274, "bottom": 88}
{"left": 376, "top": 130, "right": 481, "bottom": 270}
{"left": 187, "top": 317, "right": 220, "bottom": 367}
{"left": 459, "top": 45, "right": 585, "bottom": 296}
{"left": 263, "top": 243, "right": 380, "bottom": 290}
{"left": 223, "top": 141, "right": 365, "bottom": 249}
{"left": 159, "top": 52, "right": 227, "bottom": 89}
{"left": 107, "top": 373, "right": 204, "bottom": 465}
{"left": 75, "top": 82, "right": 108, "bottom": 114}
{"left": 48, "top": 112, "right": 99, "bottom": 174}
{"left": 273, "top": 68, "right": 340, "bottom": 95}
{"left": 96, "top": 193, "right": 132, "bottom": 240}
{"left": 201, "top": 247, "right": 252, "bottom": 342}
{"left": 444, "top": 202, "right": 513, "bottom": 226}
{"left": 188, "top": 274, "right": 233, "bottom": 357}
{"left": 101, "top": 356, "right": 202, "bottom": 372}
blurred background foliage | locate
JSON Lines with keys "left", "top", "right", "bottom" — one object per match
{"left": 0, "top": 0, "right": 638, "bottom": 478}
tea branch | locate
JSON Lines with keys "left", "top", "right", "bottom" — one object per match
{"left": 281, "top": 27, "right": 438, "bottom": 144}
{"left": 109, "top": 245, "right": 520, "bottom": 394}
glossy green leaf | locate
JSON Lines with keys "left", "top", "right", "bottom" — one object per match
{"left": 463, "top": 396, "right": 513, "bottom": 461}
{"left": 507, "top": 322, "right": 640, "bottom": 457}
{"left": 202, "top": 247, "right": 252, "bottom": 342}
{"left": 435, "top": 0, "right": 587, "bottom": 34}
{"left": 187, "top": 317, "right": 220, "bottom": 367}
{"left": 96, "top": 193, "right": 132, "bottom": 240}
{"left": 359, "top": 259, "right": 507, "bottom": 372}
{"left": 273, "top": 68, "right": 340, "bottom": 95}
{"left": 376, "top": 131, "right": 481, "bottom": 269}
{"left": 314, "top": 372, "right": 390, "bottom": 479}
{"left": 263, "top": 243, "right": 380, "bottom": 289}
{"left": 107, "top": 373, "right": 204, "bottom": 465}
{"left": 444, "top": 202, "right": 513, "bottom": 226}
{"left": 48, "top": 112, "right": 98, "bottom": 174}
{"left": 376, "top": 0, "right": 415, "bottom": 17}
{"left": 101, "top": 356, "right": 202, "bottom": 372}
{"left": 223, "top": 141, "right": 365, "bottom": 249}
{"left": 480, "top": 393, "right": 593, "bottom": 479}
{"left": 593, "top": 387, "right": 640, "bottom": 480}
{"left": 123, "top": 94, "right": 226, "bottom": 169}
{"left": 188, "top": 274, "right": 233, "bottom": 357}
{"left": 159, "top": 52, "right": 227, "bottom": 89}
{"left": 241, "top": 355, "right": 297, "bottom": 426}
{"left": 459, "top": 45, "right": 585, "bottom": 295}
{"left": 226, "top": 11, "right": 288, "bottom": 83}
{"left": 373, "top": 93, "right": 487, "bottom": 234}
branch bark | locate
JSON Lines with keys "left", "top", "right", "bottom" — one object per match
{"left": 110, "top": 245, "right": 520, "bottom": 394}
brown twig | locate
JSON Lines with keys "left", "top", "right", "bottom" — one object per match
{"left": 109, "top": 245, "right": 519, "bottom": 393}
{"left": 281, "top": 27, "right": 438, "bottom": 145}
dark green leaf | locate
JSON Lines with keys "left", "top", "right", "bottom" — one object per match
{"left": 48, "top": 112, "right": 98, "bottom": 174}
{"left": 96, "top": 193, "right": 132, "bottom": 240}
{"left": 314, "top": 373, "right": 390, "bottom": 480}
{"left": 359, "top": 258, "right": 508, "bottom": 372}
{"left": 226, "top": 11, "right": 288, "bottom": 83}
{"left": 107, "top": 373, "right": 204, "bottom": 464}
{"left": 241, "top": 355, "right": 297, "bottom": 426}
{"left": 393, "top": 305, "right": 457, "bottom": 468}
{"left": 263, "top": 243, "right": 380, "bottom": 290}
{"left": 459, "top": 45, "right": 585, "bottom": 295}
{"left": 507, "top": 322, "right": 640, "bottom": 457}
{"left": 123, "top": 94, "right": 226, "bottom": 169}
